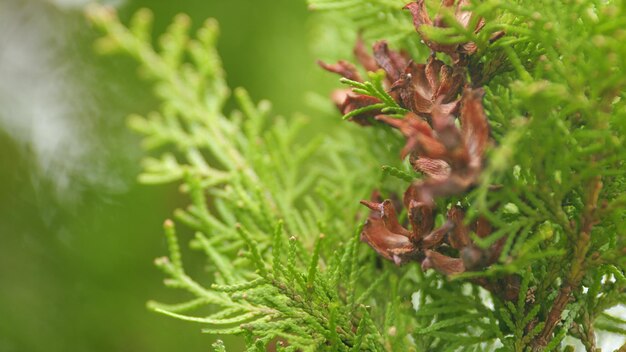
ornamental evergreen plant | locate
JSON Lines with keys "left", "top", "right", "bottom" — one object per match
{"left": 87, "top": 0, "right": 625, "bottom": 351}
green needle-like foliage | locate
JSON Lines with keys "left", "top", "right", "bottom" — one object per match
{"left": 87, "top": 5, "right": 412, "bottom": 352}
{"left": 339, "top": 70, "right": 411, "bottom": 118}
{"left": 87, "top": 0, "right": 626, "bottom": 350}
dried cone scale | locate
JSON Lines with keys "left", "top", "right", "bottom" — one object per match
{"left": 320, "top": 0, "right": 507, "bottom": 278}
{"left": 359, "top": 88, "right": 494, "bottom": 274}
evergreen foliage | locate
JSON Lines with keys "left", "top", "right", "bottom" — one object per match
{"left": 87, "top": 0, "right": 625, "bottom": 351}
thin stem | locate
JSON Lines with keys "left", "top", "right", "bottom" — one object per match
{"left": 530, "top": 176, "right": 602, "bottom": 350}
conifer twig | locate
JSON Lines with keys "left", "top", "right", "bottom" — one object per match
{"left": 531, "top": 175, "right": 603, "bottom": 350}
{"left": 89, "top": 0, "right": 626, "bottom": 349}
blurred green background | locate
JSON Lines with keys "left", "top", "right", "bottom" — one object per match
{"left": 0, "top": 0, "right": 340, "bottom": 350}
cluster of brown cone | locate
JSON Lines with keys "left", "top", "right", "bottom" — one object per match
{"left": 320, "top": 0, "right": 507, "bottom": 277}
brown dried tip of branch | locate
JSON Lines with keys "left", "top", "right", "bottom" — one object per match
{"left": 421, "top": 221, "right": 454, "bottom": 249}
{"left": 328, "top": 89, "right": 382, "bottom": 125}
{"left": 319, "top": 0, "right": 503, "bottom": 125}
{"left": 317, "top": 60, "right": 362, "bottom": 82}
{"left": 359, "top": 199, "right": 417, "bottom": 265}
{"left": 390, "top": 56, "right": 463, "bottom": 117}
{"left": 403, "top": 183, "right": 435, "bottom": 243}
{"left": 372, "top": 41, "right": 411, "bottom": 83}
{"left": 377, "top": 112, "right": 447, "bottom": 160}
{"left": 379, "top": 88, "right": 489, "bottom": 206}
{"left": 446, "top": 206, "right": 470, "bottom": 249}
{"left": 360, "top": 187, "right": 507, "bottom": 277}
{"left": 422, "top": 249, "right": 465, "bottom": 275}
{"left": 460, "top": 87, "right": 489, "bottom": 169}
{"left": 412, "top": 157, "right": 451, "bottom": 180}
{"left": 356, "top": 85, "right": 507, "bottom": 278}
{"left": 319, "top": 7, "right": 506, "bottom": 282}
{"left": 318, "top": 38, "right": 403, "bottom": 124}
{"left": 321, "top": 36, "right": 467, "bottom": 125}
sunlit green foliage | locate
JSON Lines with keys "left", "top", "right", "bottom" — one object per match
{"left": 88, "top": 0, "right": 625, "bottom": 350}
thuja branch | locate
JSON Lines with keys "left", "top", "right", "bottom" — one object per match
{"left": 89, "top": 0, "right": 626, "bottom": 350}
{"left": 87, "top": 4, "right": 408, "bottom": 350}
{"left": 316, "top": 0, "right": 626, "bottom": 350}
{"left": 531, "top": 176, "right": 603, "bottom": 350}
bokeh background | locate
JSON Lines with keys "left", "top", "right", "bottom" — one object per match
{"left": 0, "top": 0, "right": 341, "bottom": 350}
